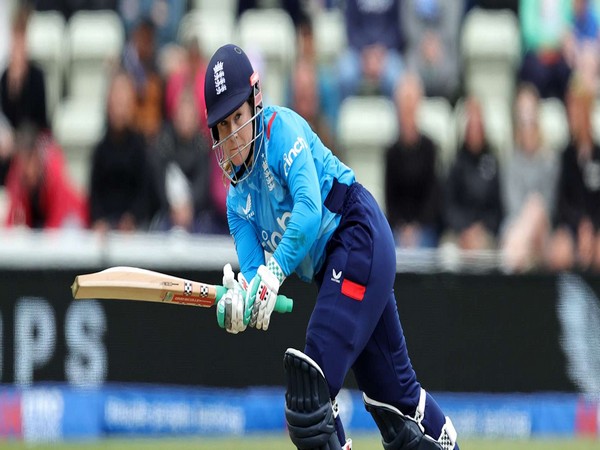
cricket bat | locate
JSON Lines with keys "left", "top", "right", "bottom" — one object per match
{"left": 71, "top": 266, "right": 293, "bottom": 313}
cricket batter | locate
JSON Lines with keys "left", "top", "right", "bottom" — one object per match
{"left": 204, "top": 44, "right": 459, "bottom": 450}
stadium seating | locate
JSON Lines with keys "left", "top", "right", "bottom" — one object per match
{"left": 454, "top": 96, "right": 513, "bottom": 167}
{"left": 461, "top": 8, "right": 521, "bottom": 107}
{"left": 26, "top": 10, "right": 66, "bottom": 119}
{"left": 178, "top": 9, "right": 235, "bottom": 58}
{"left": 65, "top": 10, "right": 124, "bottom": 103}
{"left": 156, "top": 41, "right": 186, "bottom": 78}
{"left": 313, "top": 8, "right": 346, "bottom": 67}
{"left": 238, "top": 8, "right": 296, "bottom": 105}
{"left": 50, "top": 10, "right": 122, "bottom": 191}
{"left": 417, "top": 96, "right": 456, "bottom": 175}
{"left": 17, "top": 5, "right": 585, "bottom": 215}
{"left": 192, "top": 0, "right": 238, "bottom": 16}
{"left": 337, "top": 96, "right": 398, "bottom": 209}
{"left": 52, "top": 97, "right": 105, "bottom": 191}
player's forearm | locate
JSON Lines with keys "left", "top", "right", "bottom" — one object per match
{"left": 229, "top": 212, "right": 265, "bottom": 281}
{"left": 272, "top": 199, "right": 321, "bottom": 278}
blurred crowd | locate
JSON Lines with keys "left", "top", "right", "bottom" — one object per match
{"left": 1, "top": 0, "right": 600, "bottom": 274}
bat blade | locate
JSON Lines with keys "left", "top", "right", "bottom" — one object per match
{"left": 71, "top": 266, "right": 294, "bottom": 313}
{"left": 71, "top": 266, "right": 216, "bottom": 307}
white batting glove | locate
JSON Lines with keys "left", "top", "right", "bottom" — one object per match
{"left": 223, "top": 262, "right": 251, "bottom": 292}
{"left": 222, "top": 263, "right": 237, "bottom": 290}
{"left": 217, "top": 264, "right": 247, "bottom": 334}
{"left": 245, "top": 259, "right": 285, "bottom": 331}
{"left": 237, "top": 272, "right": 250, "bottom": 292}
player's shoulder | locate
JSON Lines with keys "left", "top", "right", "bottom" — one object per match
{"left": 263, "top": 105, "right": 307, "bottom": 139}
{"left": 264, "top": 105, "right": 300, "bottom": 121}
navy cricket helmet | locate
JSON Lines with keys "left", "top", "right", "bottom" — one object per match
{"left": 204, "top": 44, "right": 264, "bottom": 183}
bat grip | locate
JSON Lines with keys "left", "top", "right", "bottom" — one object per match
{"left": 274, "top": 294, "right": 294, "bottom": 313}
{"left": 215, "top": 286, "right": 293, "bottom": 314}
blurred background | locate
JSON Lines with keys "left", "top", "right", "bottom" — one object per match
{"left": 0, "top": 0, "right": 599, "bottom": 447}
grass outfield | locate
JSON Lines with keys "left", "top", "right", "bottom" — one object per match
{"left": 0, "top": 435, "right": 598, "bottom": 450}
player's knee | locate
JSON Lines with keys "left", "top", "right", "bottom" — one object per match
{"left": 363, "top": 393, "right": 457, "bottom": 450}
{"left": 284, "top": 348, "right": 343, "bottom": 450}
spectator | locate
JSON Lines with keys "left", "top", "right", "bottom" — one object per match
{"left": 89, "top": 70, "right": 154, "bottom": 233}
{"left": 164, "top": 37, "right": 208, "bottom": 136}
{"left": 150, "top": 85, "right": 226, "bottom": 234}
{"left": 401, "top": 0, "right": 463, "bottom": 100}
{"left": 337, "top": 0, "right": 404, "bottom": 100}
{"left": 122, "top": 17, "right": 163, "bottom": 141}
{"left": 444, "top": 96, "right": 503, "bottom": 250}
{"left": 287, "top": 14, "right": 340, "bottom": 152}
{"left": 238, "top": 0, "right": 306, "bottom": 29}
{"left": 1, "top": 5, "right": 48, "bottom": 131}
{"left": 118, "top": 0, "right": 186, "bottom": 49}
{"left": 568, "top": 0, "right": 600, "bottom": 91}
{"left": 572, "top": 0, "right": 600, "bottom": 44}
{"left": 575, "top": 40, "right": 600, "bottom": 92}
{"left": 208, "top": 150, "right": 229, "bottom": 235}
{"left": 29, "top": 0, "right": 71, "bottom": 18}
{"left": 500, "top": 83, "right": 559, "bottom": 273}
{"left": 4, "top": 123, "right": 87, "bottom": 229}
{"left": 162, "top": 36, "right": 229, "bottom": 233}
{"left": 547, "top": 74, "right": 600, "bottom": 271}
{"left": 31, "top": 0, "right": 117, "bottom": 20}
{"left": 289, "top": 57, "right": 337, "bottom": 154}
{"left": 384, "top": 73, "right": 441, "bottom": 248}
{"left": 518, "top": 0, "right": 573, "bottom": 100}
{"left": 465, "top": 0, "right": 518, "bottom": 14}
{"left": 0, "top": 115, "right": 14, "bottom": 186}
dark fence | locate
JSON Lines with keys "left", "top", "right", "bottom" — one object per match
{"left": 1, "top": 269, "right": 598, "bottom": 393}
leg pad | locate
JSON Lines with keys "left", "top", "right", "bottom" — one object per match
{"left": 284, "top": 348, "right": 342, "bottom": 450}
{"left": 364, "top": 393, "right": 443, "bottom": 450}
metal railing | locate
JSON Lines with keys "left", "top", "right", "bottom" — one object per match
{"left": 0, "top": 228, "right": 503, "bottom": 273}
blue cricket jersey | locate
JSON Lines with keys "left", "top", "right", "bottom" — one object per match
{"left": 226, "top": 106, "right": 355, "bottom": 283}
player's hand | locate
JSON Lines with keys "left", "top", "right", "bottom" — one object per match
{"left": 222, "top": 263, "right": 250, "bottom": 295}
{"left": 217, "top": 264, "right": 247, "bottom": 334}
{"left": 245, "top": 260, "right": 284, "bottom": 331}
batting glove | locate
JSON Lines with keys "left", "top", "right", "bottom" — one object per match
{"left": 217, "top": 263, "right": 247, "bottom": 334}
{"left": 245, "top": 259, "right": 285, "bottom": 331}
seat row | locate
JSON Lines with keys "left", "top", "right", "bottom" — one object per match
{"left": 338, "top": 94, "right": 585, "bottom": 209}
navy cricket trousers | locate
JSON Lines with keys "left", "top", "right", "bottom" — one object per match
{"left": 305, "top": 180, "right": 447, "bottom": 440}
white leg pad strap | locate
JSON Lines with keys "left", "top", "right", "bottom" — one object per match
{"left": 413, "top": 388, "right": 427, "bottom": 431}
{"left": 437, "top": 417, "right": 457, "bottom": 450}
{"left": 363, "top": 393, "right": 443, "bottom": 450}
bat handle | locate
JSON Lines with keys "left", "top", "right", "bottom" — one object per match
{"left": 274, "top": 294, "right": 294, "bottom": 313}
{"left": 215, "top": 286, "right": 293, "bottom": 314}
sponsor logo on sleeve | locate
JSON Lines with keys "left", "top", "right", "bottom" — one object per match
{"left": 261, "top": 212, "right": 292, "bottom": 253}
{"left": 283, "top": 136, "right": 308, "bottom": 177}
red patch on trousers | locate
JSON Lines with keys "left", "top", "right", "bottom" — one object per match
{"left": 0, "top": 392, "right": 22, "bottom": 437}
{"left": 575, "top": 398, "right": 598, "bottom": 436}
{"left": 341, "top": 279, "right": 366, "bottom": 301}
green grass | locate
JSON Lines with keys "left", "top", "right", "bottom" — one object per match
{"left": 0, "top": 435, "right": 598, "bottom": 450}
